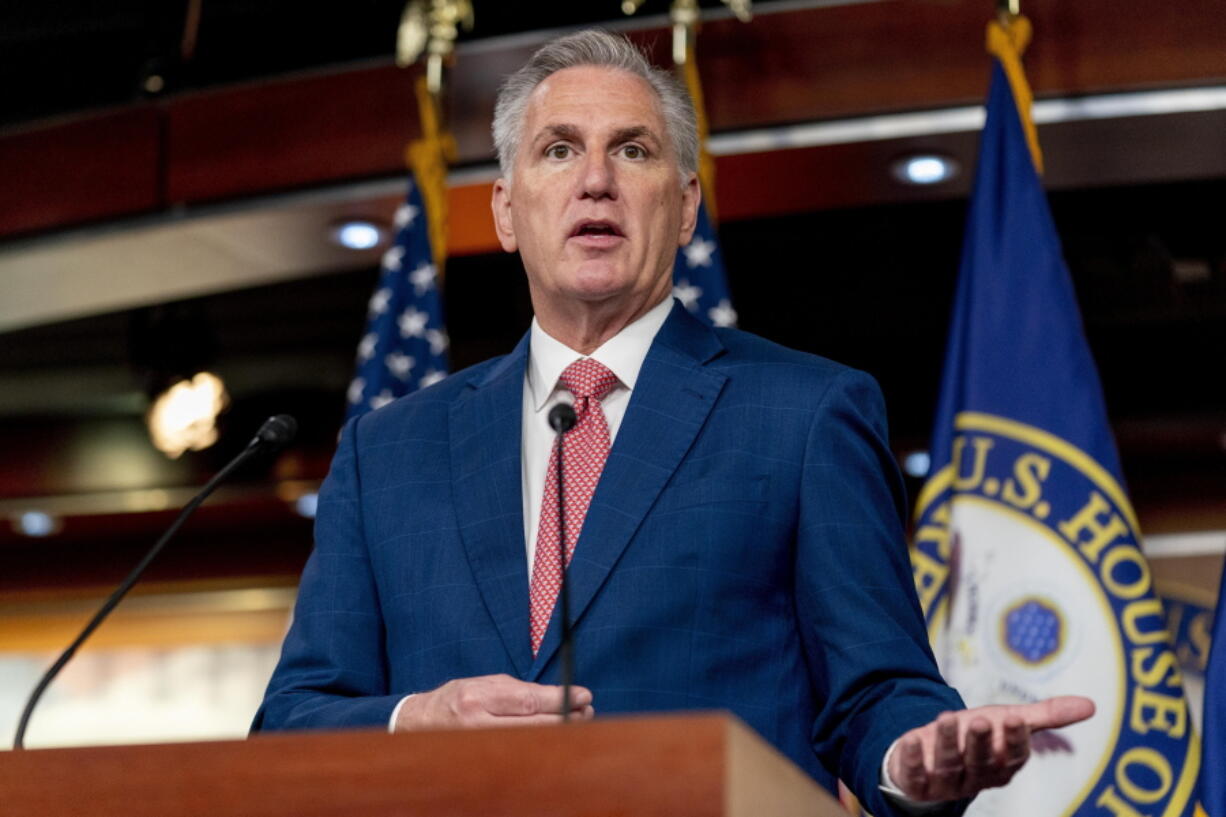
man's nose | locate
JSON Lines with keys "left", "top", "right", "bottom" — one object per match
{"left": 578, "top": 152, "right": 617, "bottom": 200}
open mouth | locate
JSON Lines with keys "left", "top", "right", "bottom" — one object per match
{"left": 570, "top": 220, "right": 625, "bottom": 242}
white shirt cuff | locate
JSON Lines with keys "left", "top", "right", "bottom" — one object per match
{"left": 879, "top": 738, "right": 947, "bottom": 814}
{"left": 388, "top": 694, "right": 415, "bottom": 733}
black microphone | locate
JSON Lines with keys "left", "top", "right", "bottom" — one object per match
{"left": 548, "top": 403, "right": 577, "bottom": 434}
{"left": 249, "top": 414, "right": 297, "bottom": 450}
{"left": 12, "top": 414, "right": 298, "bottom": 750}
{"left": 547, "top": 403, "right": 577, "bottom": 721}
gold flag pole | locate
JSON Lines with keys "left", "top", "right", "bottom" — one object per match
{"left": 665, "top": 0, "right": 752, "bottom": 221}
{"left": 670, "top": 0, "right": 700, "bottom": 68}
{"left": 394, "top": 0, "right": 468, "bottom": 275}
{"left": 621, "top": 0, "right": 753, "bottom": 44}
{"left": 616, "top": 0, "right": 754, "bottom": 223}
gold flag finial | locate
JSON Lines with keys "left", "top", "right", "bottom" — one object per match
{"left": 665, "top": 0, "right": 752, "bottom": 66}
{"left": 396, "top": 0, "right": 474, "bottom": 95}
{"left": 396, "top": 1, "right": 464, "bottom": 274}
{"left": 396, "top": 1, "right": 429, "bottom": 68}
{"left": 670, "top": 0, "right": 701, "bottom": 66}
{"left": 668, "top": 0, "right": 728, "bottom": 220}
{"left": 997, "top": 0, "right": 1021, "bottom": 22}
{"left": 723, "top": 0, "right": 753, "bottom": 23}
{"left": 625, "top": 0, "right": 752, "bottom": 28}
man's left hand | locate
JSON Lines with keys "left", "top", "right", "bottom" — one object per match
{"left": 887, "top": 696, "right": 1095, "bottom": 802}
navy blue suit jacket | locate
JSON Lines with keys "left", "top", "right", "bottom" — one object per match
{"left": 254, "top": 302, "right": 963, "bottom": 815}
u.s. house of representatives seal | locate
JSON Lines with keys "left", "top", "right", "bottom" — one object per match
{"left": 911, "top": 412, "right": 1200, "bottom": 817}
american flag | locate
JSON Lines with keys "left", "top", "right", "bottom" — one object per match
{"left": 673, "top": 199, "right": 736, "bottom": 328}
{"left": 345, "top": 175, "right": 449, "bottom": 420}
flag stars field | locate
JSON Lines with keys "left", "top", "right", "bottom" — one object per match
{"left": 394, "top": 201, "right": 419, "bottom": 229}
{"left": 398, "top": 307, "right": 428, "bottom": 338}
{"left": 385, "top": 352, "right": 415, "bottom": 380}
{"left": 346, "top": 174, "right": 449, "bottom": 421}
{"left": 708, "top": 300, "right": 737, "bottom": 328}
{"left": 683, "top": 236, "right": 715, "bottom": 268}
{"left": 368, "top": 287, "right": 391, "bottom": 316}
{"left": 425, "top": 328, "right": 448, "bottom": 356}
{"left": 671, "top": 201, "right": 733, "bottom": 328}
{"left": 410, "top": 262, "right": 437, "bottom": 295}
{"left": 347, "top": 377, "right": 365, "bottom": 405}
{"left": 382, "top": 246, "right": 405, "bottom": 271}
{"left": 673, "top": 280, "right": 702, "bottom": 310}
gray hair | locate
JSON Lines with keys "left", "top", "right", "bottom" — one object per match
{"left": 492, "top": 29, "right": 698, "bottom": 183}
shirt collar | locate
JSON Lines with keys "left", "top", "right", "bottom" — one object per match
{"left": 527, "top": 296, "right": 673, "bottom": 412}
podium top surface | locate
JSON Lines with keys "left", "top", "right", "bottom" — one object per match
{"left": 0, "top": 711, "right": 842, "bottom": 817}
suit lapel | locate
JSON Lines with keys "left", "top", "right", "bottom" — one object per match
{"left": 451, "top": 334, "right": 534, "bottom": 677}
{"left": 530, "top": 304, "right": 728, "bottom": 679}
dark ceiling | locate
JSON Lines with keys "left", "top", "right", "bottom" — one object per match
{"left": 0, "top": 0, "right": 774, "bottom": 128}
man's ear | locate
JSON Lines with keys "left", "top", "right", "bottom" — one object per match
{"left": 491, "top": 178, "right": 518, "bottom": 253}
{"left": 677, "top": 173, "right": 701, "bottom": 246}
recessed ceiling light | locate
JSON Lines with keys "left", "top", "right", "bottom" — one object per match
{"left": 16, "top": 511, "right": 59, "bottom": 537}
{"left": 332, "top": 220, "right": 386, "bottom": 251}
{"left": 892, "top": 154, "right": 959, "bottom": 186}
{"left": 903, "top": 450, "right": 932, "bottom": 478}
{"left": 295, "top": 492, "right": 319, "bottom": 519}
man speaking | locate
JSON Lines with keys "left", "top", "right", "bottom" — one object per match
{"left": 254, "top": 30, "right": 1092, "bottom": 815}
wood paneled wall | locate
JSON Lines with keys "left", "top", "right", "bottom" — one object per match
{"left": 2, "top": 0, "right": 1224, "bottom": 241}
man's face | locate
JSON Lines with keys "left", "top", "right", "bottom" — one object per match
{"left": 491, "top": 65, "right": 699, "bottom": 313}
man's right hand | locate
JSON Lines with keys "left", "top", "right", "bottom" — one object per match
{"left": 393, "top": 673, "right": 595, "bottom": 731}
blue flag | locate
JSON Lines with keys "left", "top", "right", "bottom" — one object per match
{"left": 345, "top": 175, "right": 449, "bottom": 420}
{"left": 1201, "top": 562, "right": 1225, "bottom": 816}
{"left": 673, "top": 199, "right": 736, "bottom": 328}
{"left": 910, "top": 18, "right": 1200, "bottom": 816}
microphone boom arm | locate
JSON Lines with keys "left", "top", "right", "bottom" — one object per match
{"left": 12, "top": 415, "right": 296, "bottom": 750}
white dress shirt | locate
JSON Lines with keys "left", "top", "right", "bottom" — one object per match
{"left": 520, "top": 296, "right": 673, "bottom": 573}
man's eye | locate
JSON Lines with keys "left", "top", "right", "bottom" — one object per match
{"left": 620, "top": 144, "right": 647, "bottom": 160}
{"left": 546, "top": 144, "right": 571, "bottom": 159}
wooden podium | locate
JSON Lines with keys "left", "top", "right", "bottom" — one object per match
{"left": 0, "top": 712, "right": 847, "bottom": 816}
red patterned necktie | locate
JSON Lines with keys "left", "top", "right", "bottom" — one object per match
{"left": 528, "top": 357, "right": 620, "bottom": 656}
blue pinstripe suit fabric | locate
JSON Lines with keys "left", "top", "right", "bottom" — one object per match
{"left": 254, "top": 301, "right": 964, "bottom": 816}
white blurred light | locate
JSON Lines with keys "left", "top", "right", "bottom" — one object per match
{"left": 892, "top": 155, "right": 958, "bottom": 186}
{"left": 17, "top": 511, "right": 58, "bottom": 537}
{"left": 147, "top": 372, "right": 229, "bottom": 459}
{"left": 295, "top": 492, "right": 319, "bottom": 519}
{"left": 903, "top": 450, "right": 932, "bottom": 478}
{"left": 332, "top": 221, "right": 385, "bottom": 250}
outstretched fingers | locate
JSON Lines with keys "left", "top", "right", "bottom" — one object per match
{"left": 885, "top": 697, "right": 1095, "bottom": 803}
{"left": 963, "top": 717, "right": 994, "bottom": 791}
{"left": 929, "top": 713, "right": 965, "bottom": 798}
{"left": 1023, "top": 695, "right": 1096, "bottom": 731}
{"left": 897, "top": 734, "right": 930, "bottom": 800}
{"left": 1000, "top": 714, "right": 1030, "bottom": 777}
